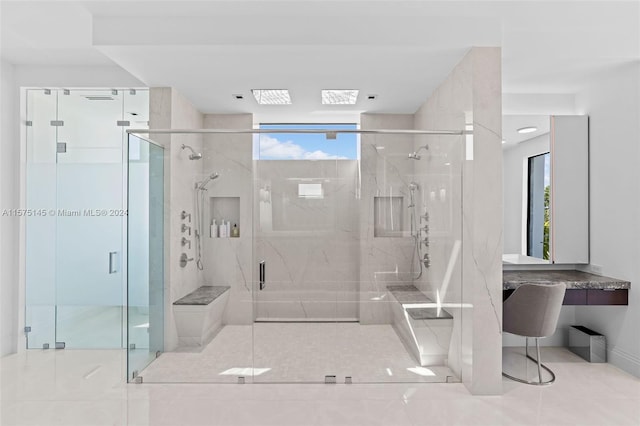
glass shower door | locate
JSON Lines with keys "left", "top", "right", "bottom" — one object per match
{"left": 252, "top": 129, "right": 359, "bottom": 382}
{"left": 54, "top": 89, "right": 126, "bottom": 348}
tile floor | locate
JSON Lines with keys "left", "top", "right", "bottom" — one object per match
{"left": 1, "top": 346, "right": 639, "bottom": 425}
{"left": 139, "top": 323, "right": 454, "bottom": 383}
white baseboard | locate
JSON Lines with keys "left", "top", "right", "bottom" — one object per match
{"left": 608, "top": 346, "right": 640, "bottom": 378}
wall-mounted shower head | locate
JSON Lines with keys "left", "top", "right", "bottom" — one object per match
{"left": 195, "top": 172, "right": 219, "bottom": 190}
{"left": 408, "top": 144, "right": 429, "bottom": 160}
{"left": 181, "top": 144, "right": 203, "bottom": 160}
{"left": 409, "top": 182, "right": 419, "bottom": 191}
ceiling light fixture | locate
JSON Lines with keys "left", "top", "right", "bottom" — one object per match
{"left": 367, "top": 94, "right": 377, "bottom": 100}
{"left": 251, "top": 89, "right": 291, "bottom": 105}
{"left": 517, "top": 126, "right": 538, "bottom": 134}
{"left": 321, "top": 89, "right": 359, "bottom": 105}
{"left": 232, "top": 94, "right": 244, "bottom": 100}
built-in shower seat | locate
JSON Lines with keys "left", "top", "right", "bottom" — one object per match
{"left": 386, "top": 284, "right": 454, "bottom": 366}
{"left": 173, "top": 285, "right": 230, "bottom": 347}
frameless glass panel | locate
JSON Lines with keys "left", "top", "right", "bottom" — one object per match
{"left": 127, "top": 134, "right": 164, "bottom": 381}
{"left": 55, "top": 89, "right": 125, "bottom": 348}
{"left": 25, "top": 89, "right": 58, "bottom": 349}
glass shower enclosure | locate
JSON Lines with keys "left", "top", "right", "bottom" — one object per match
{"left": 24, "top": 89, "right": 148, "bottom": 350}
{"left": 126, "top": 127, "right": 465, "bottom": 385}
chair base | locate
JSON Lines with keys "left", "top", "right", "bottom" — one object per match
{"left": 502, "top": 337, "right": 556, "bottom": 386}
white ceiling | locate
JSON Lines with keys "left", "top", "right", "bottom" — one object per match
{"left": 1, "top": 1, "right": 639, "bottom": 122}
{"left": 502, "top": 115, "right": 550, "bottom": 148}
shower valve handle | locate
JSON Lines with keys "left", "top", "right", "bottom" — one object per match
{"left": 179, "top": 253, "right": 194, "bottom": 268}
{"left": 181, "top": 237, "right": 191, "bottom": 249}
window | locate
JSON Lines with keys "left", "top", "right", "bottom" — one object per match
{"left": 526, "top": 152, "right": 550, "bottom": 259}
{"left": 256, "top": 123, "right": 358, "bottom": 160}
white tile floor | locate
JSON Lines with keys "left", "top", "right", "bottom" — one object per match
{"left": 1, "top": 346, "right": 639, "bottom": 425}
{"left": 140, "top": 323, "right": 454, "bottom": 383}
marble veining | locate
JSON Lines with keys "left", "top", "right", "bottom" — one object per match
{"left": 173, "top": 285, "right": 230, "bottom": 305}
{"left": 503, "top": 270, "right": 631, "bottom": 290}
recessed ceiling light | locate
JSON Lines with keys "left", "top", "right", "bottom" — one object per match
{"left": 232, "top": 94, "right": 244, "bottom": 100}
{"left": 367, "top": 94, "right": 377, "bottom": 100}
{"left": 321, "top": 89, "right": 359, "bottom": 105}
{"left": 517, "top": 126, "right": 538, "bottom": 134}
{"left": 251, "top": 89, "right": 291, "bottom": 105}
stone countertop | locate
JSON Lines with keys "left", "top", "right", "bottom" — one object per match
{"left": 503, "top": 270, "right": 630, "bottom": 290}
{"left": 173, "top": 285, "right": 230, "bottom": 305}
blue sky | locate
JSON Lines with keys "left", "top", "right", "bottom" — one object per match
{"left": 258, "top": 124, "right": 358, "bottom": 160}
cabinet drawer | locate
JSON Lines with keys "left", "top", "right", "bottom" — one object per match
{"left": 563, "top": 289, "right": 587, "bottom": 305}
{"left": 587, "top": 289, "right": 628, "bottom": 305}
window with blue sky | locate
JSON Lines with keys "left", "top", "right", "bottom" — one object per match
{"left": 256, "top": 123, "right": 358, "bottom": 160}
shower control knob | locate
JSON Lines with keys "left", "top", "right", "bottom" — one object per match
{"left": 179, "top": 253, "right": 193, "bottom": 268}
{"left": 181, "top": 237, "right": 191, "bottom": 249}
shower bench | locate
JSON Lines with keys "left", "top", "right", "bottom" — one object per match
{"left": 173, "top": 285, "right": 230, "bottom": 306}
{"left": 173, "top": 285, "right": 231, "bottom": 347}
{"left": 386, "top": 284, "right": 453, "bottom": 366}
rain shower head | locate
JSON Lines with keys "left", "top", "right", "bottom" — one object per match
{"left": 408, "top": 144, "right": 429, "bottom": 160}
{"left": 181, "top": 144, "right": 202, "bottom": 160}
{"left": 195, "top": 172, "right": 219, "bottom": 190}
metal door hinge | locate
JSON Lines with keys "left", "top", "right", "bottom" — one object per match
{"left": 43, "top": 343, "right": 50, "bottom": 350}
{"left": 129, "top": 89, "right": 136, "bottom": 95}
{"left": 57, "top": 142, "right": 67, "bottom": 153}
{"left": 324, "top": 375, "right": 336, "bottom": 384}
{"left": 63, "top": 89, "right": 70, "bottom": 95}
{"left": 50, "top": 120, "right": 64, "bottom": 127}
{"left": 24, "top": 326, "right": 31, "bottom": 333}
{"left": 44, "top": 89, "right": 51, "bottom": 95}
{"left": 111, "top": 89, "right": 118, "bottom": 96}
{"left": 117, "top": 120, "right": 130, "bottom": 127}
{"left": 55, "top": 342, "right": 65, "bottom": 349}
{"left": 25, "top": 121, "right": 33, "bottom": 127}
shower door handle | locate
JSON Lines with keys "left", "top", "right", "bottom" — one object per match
{"left": 259, "top": 261, "right": 266, "bottom": 290}
{"left": 109, "top": 251, "right": 120, "bottom": 274}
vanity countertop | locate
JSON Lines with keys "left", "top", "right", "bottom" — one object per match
{"left": 503, "top": 270, "right": 630, "bottom": 290}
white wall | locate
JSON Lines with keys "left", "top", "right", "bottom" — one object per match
{"left": 502, "top": 133, "right": 549, "bottom": 254}
{"left": 575, "top": 62, "right": 640, "bottom": 377}
{"left": 0, "top": 59, "right": 19, "bottom": 356}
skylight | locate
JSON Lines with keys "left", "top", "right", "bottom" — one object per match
{"left": 251, "top": 89, "right": 291, "bottom": 105}
{"left": 321, "top": 90, "right": 359, "bottom": 105}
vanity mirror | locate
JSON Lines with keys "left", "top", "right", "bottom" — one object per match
{"left": 502, "top": 115, "right": 589, "bottom": 265}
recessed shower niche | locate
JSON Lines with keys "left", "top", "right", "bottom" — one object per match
{"left": 374, "top": 196, "right": 406, "bottom": 237}
{"left": 209, "top": 197, "right": 240, "bottom": 238}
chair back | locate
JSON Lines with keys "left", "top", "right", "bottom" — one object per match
{"left": 503, "top": 283, "right": 566, "bottom": 338}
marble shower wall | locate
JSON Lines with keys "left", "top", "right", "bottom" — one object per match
{"left": 201, "top": 114, "right": 254, "bottom": 325}
{"left": 149, "top": 87, "right": 204, "bottom": 351}
{"left": 254, "top": 160, "right": 359, "bottom": 320}
{"left": 359, "top": 114, "right": 416, "bottom": 324}
{"left": 414, "top": 47, "right": 503, "bottom": 395}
